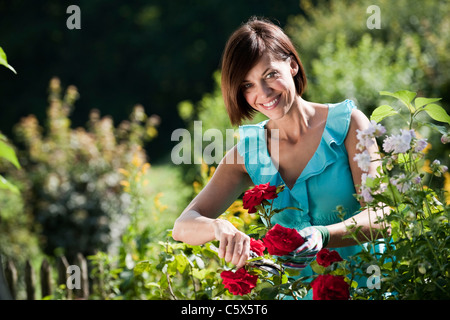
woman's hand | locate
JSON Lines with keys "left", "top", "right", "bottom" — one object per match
{"left": 282, "top": 226, "right": 326, "bottom": 269}
{"left": 213, "top": 219, "right": 250, "bottom": 269}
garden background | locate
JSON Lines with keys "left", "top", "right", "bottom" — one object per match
{"left": 0, "top": 0, "right": 449, "bottom": 300}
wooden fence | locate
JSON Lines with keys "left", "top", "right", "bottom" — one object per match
{"left": 0, "top": 253, "right": 90, "bottom": 300}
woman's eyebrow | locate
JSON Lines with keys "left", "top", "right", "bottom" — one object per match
{"left": 243, "top": 67, "right": 274, "bottom": 82}
{"left": 261, "top": 67, "right": 272, "bottom": 76}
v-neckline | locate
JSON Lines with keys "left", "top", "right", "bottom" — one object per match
{"left": 262, "top": 104, "right": 330, "bottom": 191}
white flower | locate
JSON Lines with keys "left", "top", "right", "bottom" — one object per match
{"left": 360, "top": 173, "right": 374, "bottom": 202}
{"left": 356, "top": 121, "right": 386, "bottom": 151}
{"left": 413, "top": 175, "right": 422, "bottom": 184}
{"left": 361, "top": 188, "right": 374, "bottom": 202}
{"left": 441, "top": 133, "right": 450, "bottom": 144}
{"left": 353, "top": 150, "right": 371, "bottom": 172}
{"left": 414, "top": 139, "right": 428, "bottom": 152}
{"left": 382, "top": 129, "right": 414, "bottom": 154}
{"left": 390, "top": 173, "right": 412, "bottom": 193}
{"left": 430, "top": 159, "right": 448, "bottom": 177}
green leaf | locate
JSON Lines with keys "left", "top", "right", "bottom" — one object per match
{"left": 259, "top": 286, "right": 279, "bottom": 300}
{"left": 370, "top": 105, "right": 398, "bottom": 123}
{"left": 134, "top": 260, "right": 151, "bottom": 276}
{"left": 310, "top": 260, "right": 325, "bottom": 274}
{"left": 0, "top": 175, "right": 20, "bottom": 193}
{"left": 0, "top": 140, "right": 21, "bottom": 169}
{"left": 174, "top": 253, "right": 191, "bottom": 274}
{"left": 423, "top": 104, "right": 450, "bottom": 124}
{"left": 273, "top": 206, "right": 302, "bottom": 213}
{"left": 0, "top": 47, "right": 17, "bottom": 74}
{"left": 191, "top": 268, "right": 208, "bottom": 280}
{"left": 380, "top": 90, "right": 416, "bottom": 113}
{"left": 417, "top": 122, "right": 447, "bottom": 135}
{"left": 414, "top": 97, "right": 442, "bottom": 109}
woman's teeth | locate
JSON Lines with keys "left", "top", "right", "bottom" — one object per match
{"left": 263, "top": 97, "right": 278, "bottom": 107}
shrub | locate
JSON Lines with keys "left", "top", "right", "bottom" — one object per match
{"left": 12, "top": 77, "right": 160, "bottom": 261}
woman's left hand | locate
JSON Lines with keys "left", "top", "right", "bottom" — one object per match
{"left": 281, "top": 226, "right": 324, "bottom": 269}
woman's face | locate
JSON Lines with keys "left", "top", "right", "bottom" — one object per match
{"left": 241, "top": 52, "right": 299, "bottom": 120}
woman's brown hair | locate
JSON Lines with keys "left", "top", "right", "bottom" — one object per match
{"left": 221, "top": 17, "right": 307, "bottom": 126}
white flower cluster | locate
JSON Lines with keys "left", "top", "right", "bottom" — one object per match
{"left": 353, "top": 121, "right": 430, "bottom": 173}
{"left": 353, "top": 118, "right": 448, "bottom": 205}
{"left": 382, "top": 129, "right": 428, "bottom": 154}
{"left": 353, "top": 121, "right": 386, "bottom": 172}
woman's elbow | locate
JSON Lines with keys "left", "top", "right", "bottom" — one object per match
{"left": 172, "top": 219, "right": 183, "bottom": 242}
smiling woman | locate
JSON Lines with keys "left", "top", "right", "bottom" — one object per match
{"left": 220, "top": 17, "right": 307, "bottom": 127}
{"left": 172, "top": 16, "right": 389, "bottom": 300}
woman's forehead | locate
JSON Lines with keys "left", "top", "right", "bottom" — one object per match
{"left": 243, "top": 53, "right": 286, "bottom": 79}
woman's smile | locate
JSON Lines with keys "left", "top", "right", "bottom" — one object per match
{"left": 259, "top": 95, "right": 281, "bottom": 110}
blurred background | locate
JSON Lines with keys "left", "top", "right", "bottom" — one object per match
{"left": 0, "top": 0, "right": 449, "bottom": 299}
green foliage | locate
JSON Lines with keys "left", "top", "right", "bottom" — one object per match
{"left": 0, "top": 134, "right": 21, "bottom": 194}
{"left": 0, "top": 46, "right": 16, "bottom": 74}
{"left": 0, "top": 1, "right": 304, "bottom": 160}
{"left": 287, "top": 0, "right": 450, "bottom": 107}
{"left": 10, "top": 77, "right": 160, "bottom": 261}
{"left": 346, "top": 90, "right": 450, "bottom": 300}
{"left": 0, "top": 46, "right": 20, "bottom": 193}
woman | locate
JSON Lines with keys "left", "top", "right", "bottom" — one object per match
{"left": 172, "top": 17, "right": 387, "bottom": 280}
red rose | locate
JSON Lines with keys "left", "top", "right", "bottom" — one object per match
{"left": 243, "top": 183, "right": 278, "bottom": 213}
{"left": 220, "top": 268, "right": 258, "bottom": 296}
{"left": 250, "top": 238, "right": 265, "bottom": 256}
{"left": 316, "top": 248, "right": 343, "bottom": 267}
{"left": 311, "top": 274, "right": 350, "bottom": 300}
{"left": 262, "top": 224, "right": 305, "bottom": 256}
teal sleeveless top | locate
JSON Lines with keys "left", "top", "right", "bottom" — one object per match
{"left": 237, "top": 100, "right": 383, "bottom": 298}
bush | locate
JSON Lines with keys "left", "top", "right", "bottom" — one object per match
{"left": 12, "top": 77, "right": 160, "bottom": 261}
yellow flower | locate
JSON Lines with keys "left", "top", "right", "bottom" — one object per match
{"left": 120, "top": 180, "right": 130, "bottom": 193}
{"left": 141, "top": 162, "right": 151, "bottom": 174}
{"left": 444, "top": 171, "right": 450, "bottom": 204}
{"left": 154, "top": 192, "right": 168, "bottom": 212}
{"left": 422, "top": 159, "right": 432, "bottom": 174}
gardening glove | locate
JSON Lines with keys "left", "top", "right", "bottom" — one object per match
{"left": 281, "top": 226, "right": 330, "bottom": 269}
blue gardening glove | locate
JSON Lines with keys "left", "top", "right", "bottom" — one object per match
{"left": 282, "top": 226, "right": 330, "bottom": 270}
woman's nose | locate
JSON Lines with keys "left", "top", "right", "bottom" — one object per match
{"left": 258, "top": 82, "right": 272, "bottom": 98}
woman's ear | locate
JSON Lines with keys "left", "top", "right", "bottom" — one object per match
{"left": 289, "top": 56, "right": 299, "bottom": 77}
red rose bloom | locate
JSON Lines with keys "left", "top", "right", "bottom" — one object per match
{"left": 316, "top": 248, "right": 343, "bottom": 267}
{"left": 220, "top": 268, "right": 258, "bottom": 296}
{"left": 262, "top": 224, "right": 305, "bottom": 256}
{"left": 311, "top": 274, "right": 350, "bottom": 300}
{"left": 243, "top": 183, "right": 278, "bottom": 213}
{"left": 250, "top": 238, "right": 265, "bottom": 256}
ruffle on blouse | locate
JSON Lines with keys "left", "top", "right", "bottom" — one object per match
{"left": 237, "top": 99, "right": 356, "bottom": 230}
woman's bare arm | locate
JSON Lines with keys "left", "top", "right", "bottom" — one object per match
{"left": 172, "top": 145, "right": 253, "bottom": 268}
{"left": 326, "top": 109, "right": 390, "bottom": 247}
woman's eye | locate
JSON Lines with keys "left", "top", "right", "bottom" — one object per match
{"left": 242, "top": 83, "right": 253, "bottom": 90}
{"left": 265, "top": 71, "right": 278, "bottom": 79}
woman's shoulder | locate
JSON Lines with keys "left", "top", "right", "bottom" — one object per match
{"left": 323, "top": 99, "right": 358, "bottom": 145}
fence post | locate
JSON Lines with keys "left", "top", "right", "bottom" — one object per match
{"left": 74, "top": 253, "right": 89, "bottom": 299}
{"left": 57, "top": 255, "right": 72, "bottom": 300}
{"left": 0, "top": 255, "right": 13, "bottom": 300}
{"left": 25, "top": 260, "right": 36, "bottom": 300}
{"left": 4, "top": 260, "right": 17, "bottom": 299}
{"left": 40, "top": 259, "right": 52, "bottom": 299}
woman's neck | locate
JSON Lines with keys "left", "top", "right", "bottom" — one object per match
{"left": 267, "top": 96, "right": 316, "bottom": 143}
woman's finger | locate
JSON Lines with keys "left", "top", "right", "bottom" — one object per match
{"left": 224, "top": 234, "right": 236, "bottom": 263}
{"left": 218, "top": 235, "right": 228, "bottom": 259}
{"left": 236, "top": 237, "right": 250, "bottom": 269}
{"left": 231, "top": 235, "right": 245, "bottom": 266}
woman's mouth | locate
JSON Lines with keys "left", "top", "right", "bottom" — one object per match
{"left": 260, "top": 95, "right": 280, "bottom": 110}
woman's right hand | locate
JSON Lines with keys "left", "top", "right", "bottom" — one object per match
{"left": 213, "top": 219, "right": 250, "bottom": 269}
